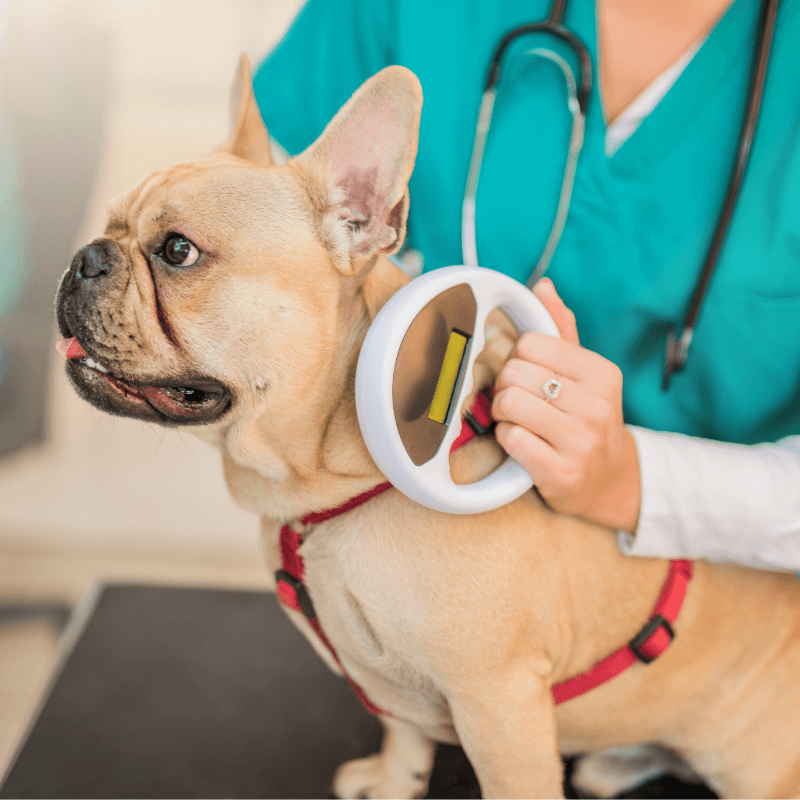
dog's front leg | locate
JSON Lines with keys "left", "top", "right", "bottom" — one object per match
{"left": 332, "top": 714, "right": 436, "bottom": 799}
{"left": 449, "top": 667, "right": 563, "bottom": 799}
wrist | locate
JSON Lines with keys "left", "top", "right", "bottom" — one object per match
{"left": 587, "top": 428, "right": 641, "bottom": 533}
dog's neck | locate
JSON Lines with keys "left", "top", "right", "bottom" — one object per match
{"left": 217, "top": 255, "right": 411, "bottom": 523}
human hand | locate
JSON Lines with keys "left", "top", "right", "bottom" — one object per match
{"left": 492, "top": 278, "right": 641, "bottom": 532}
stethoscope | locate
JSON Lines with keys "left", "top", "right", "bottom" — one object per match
{"left": 462, "top": 0, "right": 780, "bottom": 390}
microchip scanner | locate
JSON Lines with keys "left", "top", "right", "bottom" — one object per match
{"left": 356, "top": 266, "right": 560, "bottom": 514}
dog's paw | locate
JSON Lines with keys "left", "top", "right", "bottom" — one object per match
{"left": 332, "top": 754, "right": 429, "bottom": 799}
{"left": 571, "top": 745, "right": 700, "bottom": 798}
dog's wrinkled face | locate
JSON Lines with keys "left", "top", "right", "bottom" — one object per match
{"left": 56, "top": 158, "right": 330, "bottom": 426}
{"left": 55, "top": 58, "right": 422, "bottom": 434}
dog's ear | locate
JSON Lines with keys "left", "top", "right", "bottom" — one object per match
{"left": 220, "top": 54, "right": 274, "bottom": 167}
{"left": 296, "top": 66, "right": 422, "bottom": 268}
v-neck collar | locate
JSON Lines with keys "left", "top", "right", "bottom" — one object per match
{"left": 584, "top": 0, "right": 761, "bottom": 173}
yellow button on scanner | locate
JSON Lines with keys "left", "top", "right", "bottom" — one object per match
{"left": 428, "top": 330, "right": 469, "bottom": 425}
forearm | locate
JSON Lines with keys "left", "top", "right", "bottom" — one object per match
{"left": 618, "top": 427, "right": 800, "bottom": 572}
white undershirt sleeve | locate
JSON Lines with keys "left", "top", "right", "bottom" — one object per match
{"left": 617, "top": 427, "right": 800, "bottom": 572}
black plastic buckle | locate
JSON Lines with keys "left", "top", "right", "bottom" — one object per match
{"left": 464, "top": 389, "right": 497, "bottom": 437}
{"left": 275, "top": 569, "right": 317, "bottom": 620}
{"left": 464, "top": 411, "right": 496, "bottom": 437}
{"left": 629, "top": 614, "right": 674, "bottom": 664}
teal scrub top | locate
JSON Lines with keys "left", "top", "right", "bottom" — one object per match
{"left": 253, "top": 0, "right": 800, "bottom": 445}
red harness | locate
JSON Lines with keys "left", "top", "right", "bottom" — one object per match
{"left": 275, "top": 391, "right": 694, "bottom": 716}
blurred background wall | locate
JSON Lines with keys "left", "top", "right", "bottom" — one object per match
{"left": 0, "top": 0, "right": 304, "bottom": 774}
{"left": 0, "top": 0, "right": 303, "bottom": 559}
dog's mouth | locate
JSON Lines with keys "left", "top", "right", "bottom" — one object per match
{"left": 56, "top": 336, "right": 231, "bottom": 425}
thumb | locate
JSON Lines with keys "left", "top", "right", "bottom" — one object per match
{"left": 533, "top": 278, "right": 580, "bottom": 345}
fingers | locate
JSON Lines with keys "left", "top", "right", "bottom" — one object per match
{"left": 493, "top": 360, "right": 618, "bottom": 446}
{"left": 492, "top": 385, "right": 573, "bottom": 449}
{"left": 509, "top": 331, "right": 623, "bottom": 397}
{"left": 494, "top": 421, "right": 563, "bottom": 491}
{"left": 527, "top": 278, "right": 617, "bottom": 393}
{"left": 486, "top": 280, "right": 634, "bottom": 527}
{"left": 495, "top": 357, "right": 589, "bottom": 414}
{"left": 533, "top": 278, "right": 579, "bottom": 345}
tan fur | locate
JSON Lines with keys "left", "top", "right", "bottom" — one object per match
{"left": 61, "top": 59, "right": 800, "bottom": 799}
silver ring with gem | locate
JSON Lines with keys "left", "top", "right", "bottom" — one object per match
{"left": 541, "top": 377, "right": 562, "bottom": 402}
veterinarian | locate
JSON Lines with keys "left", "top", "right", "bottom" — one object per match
{"left": 253, "top": 0, "right": 800, "bottom": 572}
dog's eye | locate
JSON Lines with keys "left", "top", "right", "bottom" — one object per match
{"left": 162, "top": 234, "right": 200, "bottom": 268}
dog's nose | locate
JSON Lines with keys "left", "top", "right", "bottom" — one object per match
{"left": 72, "top": 242, "right": 111, "bottom": 280}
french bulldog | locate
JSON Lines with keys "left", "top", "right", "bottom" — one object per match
{"left": 55, "top": 57, "right": 800, "bottom": 799}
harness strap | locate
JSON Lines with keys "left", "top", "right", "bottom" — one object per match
{"left": 551, "top": 559, "right": 694, "bottom": 704}
{"left": 274, "top": 388, "right": 694, "bottom": 716}
{"left": 276, "top": 525, "right": 386, "bottom": 714}
{"left": 455, "top": 388, "right": 495, "bottom": 447}
{"left": 302, "top": 482, "right": 393, "bottom": 526}
{"left": 274, "top": 391, "right": 493, "bottom": 716}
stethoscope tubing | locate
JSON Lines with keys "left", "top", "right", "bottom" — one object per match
{"left": 462, "top": 0, "right": 780, "bottom": 389}
{"left": 664, "top": 0, "right": 780, "bottom": 387}
{"left": 485, "top": 21, "right": 592, "bottom": 114}
{"left": 462, "top": 50, "right": 586, "bottom": 285}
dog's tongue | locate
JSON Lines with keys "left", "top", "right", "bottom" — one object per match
{"left": 56, "top": 337, "right": 88, "bottom": 360}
